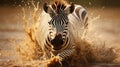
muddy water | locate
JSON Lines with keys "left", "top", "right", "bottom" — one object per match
{"left": 0, "top": 6, "right": 120, "bottom": 67}
{"left": 87, "top": 7, "right": 120, "bottom": 48}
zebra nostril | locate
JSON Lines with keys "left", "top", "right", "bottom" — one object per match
{"left": 56, "top": 33, "right": 62, "bottom": 38}
{"left": 57, "top": 32, "right": 62, "bottom": 36}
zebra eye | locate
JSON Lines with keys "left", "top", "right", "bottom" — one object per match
{"left": 66, "top": 22, "right": 68, "bottom": 24}
{"left": 65, "top": 25, "right": 68, "bottom": 27}
{"left": 48, "top": 22, "right": 51, "bottom": 24}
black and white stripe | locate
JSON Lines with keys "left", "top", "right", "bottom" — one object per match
{"left": 42, "top": 4, "right": 88, "bottom": 61}
{"left": 70, "top": 5, "right": 88, "bottom": 28}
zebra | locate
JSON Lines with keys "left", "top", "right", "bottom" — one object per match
{"left": 35, "top": 0, "right": 88, "bottom": 62}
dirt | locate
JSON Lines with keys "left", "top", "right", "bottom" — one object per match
{"left": 0, "top": 4, "right": 120, "bottom": 67}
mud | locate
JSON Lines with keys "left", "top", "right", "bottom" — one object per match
{"left": 0, "top": 2, "right": 120, "bottom": 67}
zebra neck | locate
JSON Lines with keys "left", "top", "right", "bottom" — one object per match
{"left": 45, "top": 37, "right": 53, "bottom": 51}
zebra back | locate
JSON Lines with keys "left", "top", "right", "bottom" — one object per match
{"left": 68, "top": 4, "right": 88, "bottom": 41}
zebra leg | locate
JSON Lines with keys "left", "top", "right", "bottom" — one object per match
{"left": 42, "top": 46, "right": 52, "bottom": 60}
{"left": 57, "top": 49, "right": 76, "bottom": 61}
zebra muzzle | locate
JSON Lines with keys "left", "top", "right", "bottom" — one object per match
{"left": 51, "top": 33, "right": 64, "bottom": 50}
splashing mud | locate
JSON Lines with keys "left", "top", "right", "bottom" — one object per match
{"left": 3, "top": 1, "right": 119, "bottom": 67}
{"left": 16, "top": 2, "right": 44, "bottom": 66}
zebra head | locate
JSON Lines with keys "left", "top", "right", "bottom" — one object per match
{"left": 43, "top": 2, "right": 75, "bottom": 50}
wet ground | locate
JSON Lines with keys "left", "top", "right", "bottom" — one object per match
{"left": 0, "top": 6, "right": 120, "bottom": 67}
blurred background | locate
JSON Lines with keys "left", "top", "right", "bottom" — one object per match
{"left": 0, "top": 0, "right": 120, "bottom": 7}
{"left": 0, "top": 0, "right": 120, "bottom": 66}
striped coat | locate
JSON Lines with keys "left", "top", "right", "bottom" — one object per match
{"left": 35, "top": 3, "right": 88, "bottom": 61}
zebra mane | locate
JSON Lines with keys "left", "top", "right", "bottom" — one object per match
{"left": 51, "top": 0, "right": 68, "bottom": 13}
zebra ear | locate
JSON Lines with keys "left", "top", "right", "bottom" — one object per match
{"left": 43, "top": 3, "right": 53, "bottom": 13}
{"left": 65, "top": 2, "right": 75, "bottom": 14}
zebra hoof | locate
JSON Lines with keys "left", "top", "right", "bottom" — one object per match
{"left": 46, "top": 57, "right": 62, "bottom": 67}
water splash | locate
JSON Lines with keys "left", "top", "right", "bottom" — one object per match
{"left": 16, "top": 1, "right": 44, "bottom": 65}
{"left": 15, "top": 1, "right": 120, "bottom": 67}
